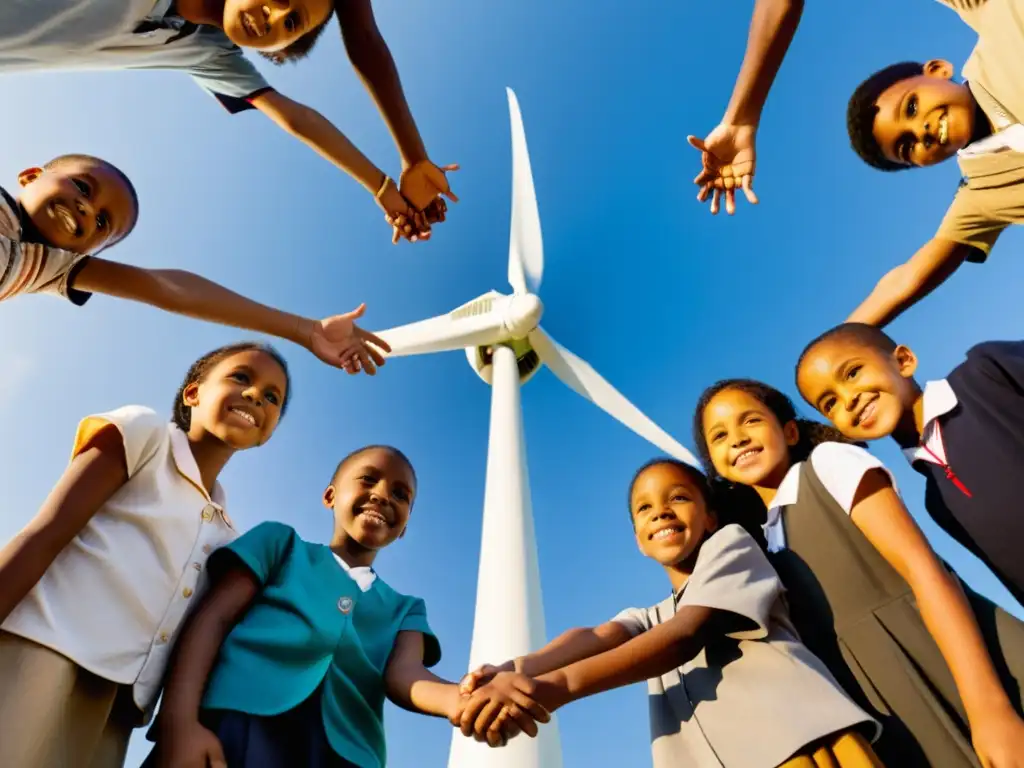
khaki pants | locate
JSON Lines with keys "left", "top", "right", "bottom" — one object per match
{"left": 0, "top": 631, "right": 135, "bottom": 768}
{"left": 780, "top": 730, "right": 885, "bottom": 768}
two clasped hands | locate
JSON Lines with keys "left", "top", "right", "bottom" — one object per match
{"left": 377, "top": 159, "right": 460, "bottom": 245}
{"left": 448, "top": 659, "right": 568, "bottom": 749}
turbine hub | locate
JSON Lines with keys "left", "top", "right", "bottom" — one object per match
{"left": 503, "top": 293, "right": 543, "bottom": 338}
{"left": 465, "top": 334, "right": 543, "bottom": 386}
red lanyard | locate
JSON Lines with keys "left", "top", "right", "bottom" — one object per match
{"left": 920, "top": 422, "right": 972, "bottom": 498}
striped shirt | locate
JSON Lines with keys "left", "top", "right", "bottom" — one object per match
{"left": 0, "top": 188, "right": 91, "bottom": 305}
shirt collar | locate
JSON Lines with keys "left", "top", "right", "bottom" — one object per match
{"left": 167, "top": 423, "right": 231, "bottom": 525}
{"left": 762, "top": 463, "right": 802, "bottom": 553}
{"left": 901, "top": 379, "right": 959, "bottom": 463}
{"left": 332, "top": 553, "right": 377, "bottom": 592}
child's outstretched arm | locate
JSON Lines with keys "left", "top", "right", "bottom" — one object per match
{"left": 0, "top": 424, "right": 127, "bottom": 625}
{"left": 73, "top": 259, "right": 390, "bottom": 374}
{"left": 850, "top": 470, "right": 1024, "bottom": 764}
{"left": 459, "top": 606, "right": 736, "bottom": 743}
{"left": 156, "top": 565, "right": 261, "bottom": 768}
{"left": 249, "top": 90, "right": 428, "bottom": 242}
{"left": 336, "top": 0, "right": 459, "bottom": 215}
{"left": 689, "top": 0, "right": 804, "bottom": 215}
{"left": 460, "top": 622, "right": 634, "bottom": 694}
{"left": 846, "top": 238, "right": 973, "bottom": 327}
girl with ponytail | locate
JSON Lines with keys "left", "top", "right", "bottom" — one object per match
{"left": 693, "top": 379, "right": 1024, "bottom": 768}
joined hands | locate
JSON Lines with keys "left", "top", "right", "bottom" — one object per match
{"left": 378, "top": 160, "right": 459, "bottom": 245}
{"left": 452, "top": 662, "right": 562, "bottom": 748}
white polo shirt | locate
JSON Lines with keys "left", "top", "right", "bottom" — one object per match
{"left": 1, "top": 405, "right": 237, "bottom": 719}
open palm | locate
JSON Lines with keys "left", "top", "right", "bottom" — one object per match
{"left": 688, "top": 123, "right": 760, "bottom": 215}
{"left": 309, "top": 304, "right": 391, "bottom": 375}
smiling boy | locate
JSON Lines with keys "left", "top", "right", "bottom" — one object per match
{"left": 843, "top": 0, "right": 1024, "bottom": 327}
{"left": 796, "top": 322, "right": 1024, "bottom": 607}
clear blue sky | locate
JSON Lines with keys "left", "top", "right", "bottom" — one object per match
{"left": 2, "top": 2, "right": 1022, "bottom": 766}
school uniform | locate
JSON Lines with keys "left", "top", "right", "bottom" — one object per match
{"left": 0, "top": 0, "right": 271, "bottom": 113}
{"left": 0, "top": 405, "right": 237, "bottom": 768}
{"left": 933, "top": 0, "right": 1024, "bottom": 258}
{"left": 145, "top": 522, "right": 441, "bottom": 768}
{"left": 0, "top": 186, "right": 92, "bottom": 304}
{"left": 766, "top": 442, "right": 1024, "bottom": 767}
{"left": 612, "top": 524, "right": 878, "bottom": 768}
{"left": 902, "top": 340, "right": 1024, "bottom": 607}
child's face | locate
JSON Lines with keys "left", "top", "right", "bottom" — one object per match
{"left": 631, "top": 464, "right": 716, "bottom": 567}
{"left": 184, "top": 349, "right": 288, "bottom": 449}
{"left": 702, "top": 388, "right": 797, "bottom": 488}
{"left": 796, "top": 338, "right": 918, "bottom": 441}
{"left": 18, "top": 159, "right": 137, "bottom": 254}
{"left": 872, "top": 60, "right": 976, "bottom": 168}
{"left": 221, "top": 0, "right": 332, "bottom": 52}
{"left": 325, "top": 448, "right": 416, "bottom": 552}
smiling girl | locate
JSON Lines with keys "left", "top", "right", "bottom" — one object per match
{"left": 694, "top": 379, "right": 1024, "bottom": 767}
{"left": 0, "top": 342, "right": 291, "bottom": 768}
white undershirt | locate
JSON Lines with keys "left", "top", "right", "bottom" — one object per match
{"left": 902, "top": 379, "right": 959, "bottom": 468}
{"left": 763, "top": 442, "right": 898, "bottom": 553}
{"left": 333, "top": 553, "right": 377, "bottom": 592}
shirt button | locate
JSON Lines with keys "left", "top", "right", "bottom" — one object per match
{"left": 159, "top": 631, "right": 169, "bottom": 643}
{"left": 202, "top": 544, "right": 212, "bottom": 554}
{"left": 183, "top": 587, "right": 194, "bottom": 598}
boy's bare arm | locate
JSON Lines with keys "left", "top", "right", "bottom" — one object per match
{"left": 336, "top": 0, "right": 427, "bottom": 169}
{"left": 73, "top": 259, "right": 389, "bottom": 372}
{"left": 384, "top": 631, "right": 462, "bottom": 720}
{"left": 846, "top": 238, "right": 972, "bottom": 327}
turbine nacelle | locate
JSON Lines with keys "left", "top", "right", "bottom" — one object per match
{"left": 465, "top": 292, "right": 545, "bottom": 385}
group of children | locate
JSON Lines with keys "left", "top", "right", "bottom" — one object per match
{"left": 2, "top": 0, "right": 1024, "bottom": 767}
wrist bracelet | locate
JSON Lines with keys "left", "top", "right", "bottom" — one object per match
{"left": 513, "top": 656, "right": 526, "bottom": 674}
{"left": 375, "top": 174, "right": 392, "bottom": 200}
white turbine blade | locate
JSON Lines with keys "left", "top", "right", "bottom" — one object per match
{"left": 528, "top": 328, "right": 699, "bottom": 465}
{"left": 375, "top": 300, "right": 508, "bottom": 357}
{"left": 506, "top": 88, "right": 544, "bottom": 295}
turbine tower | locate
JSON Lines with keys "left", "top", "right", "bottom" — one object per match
{"left": 375, "top": 89, "right": 698, "bottom": 768}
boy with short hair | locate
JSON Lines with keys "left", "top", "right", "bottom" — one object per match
{"left": 795, "top": 322, "right": 1024, "bottom": 607}
{"left": 3, "top": 153, "right": 389, "bottom": 375}
{"left": 843, "top": 0, "right": 1024, "bottom": 327}
{"left": 1, "top": 0, "right": 457, "bottom": 243}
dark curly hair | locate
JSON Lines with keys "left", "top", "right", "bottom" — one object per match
{"left": 172, "top": 342, "right": 291, "bottom": 432}
{"left": 692, "top": 379, "right": 861, "bottom": 483}
{"left": 628, "top": 458, "right": 712, "bottom": 522}
{"left": 847, "top": 62, "right": 923, "bottom": 171}
{"left": 258, "top": 19, "right": 330, "bottom": 66}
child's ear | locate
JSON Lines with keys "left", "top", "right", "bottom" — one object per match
{"left": 923, "top": 59, "right": 955, "bottom": 81}
{"left": 782, "top": 420, "right": 801, "bottom": 447}
{"left": 322, "top": 485, "right": 336, "bottom": 509}
{"left": 182, "top": 382, "right": 200, "bottom": 409}
{"left": 893, "top": 345, "right": 918, "bottom": 379}
{"left": 18, "top": 167, "right": 43, "bottom": 187}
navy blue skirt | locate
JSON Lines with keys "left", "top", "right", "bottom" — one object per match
{"left": 145, "top": 690, "right": 357, "bottom": 768}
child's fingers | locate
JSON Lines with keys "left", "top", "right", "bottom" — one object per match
{"left": 357, "top": 327, "right": 392, "bottom": 354}
{"left": 725, "top": 187, "right": 736, "bottom": 215}
{"left": 741, "top": 176, "right": 759, "bottom": 204}
{"left": 459, "top": 694, "right": 490, "bottom": 736}
{"left": 357, "top": 349, "right": 377, "bottom": 376}
{"left": 687, "top": 135, "right": 707, "bottom": 152}
{"left": 503, "top": 703, "right": 539, "bottom": 738}
{"left": 709, "top": 188, "right": 721, "bottom": 215}
{"left": 696, "top": 183, "right": 711, "bottom": 203}
{"left": 509, "top": 689, "right": 551, "bottom": 724}
{"left": 472, "top": 700, "right": 506, "bottom": 741}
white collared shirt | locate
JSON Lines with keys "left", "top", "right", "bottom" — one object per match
{"left": 959, "top": 123, "right": 1024, "bottom": 158}
{"left": 333, "top": 553, "right": 377, "bottom": 592}
{"left": 902, "top": 379, "right": 959, "bottom": 468}
{"left": 763, "top": 443, "right": 898, "bottom": 552}
{"left": 1, "top": 405, "right": 237, "bottom": 719}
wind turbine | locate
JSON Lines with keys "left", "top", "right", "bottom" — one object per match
{"left": 375, "top": 89, "right": 698, "bottom": 768}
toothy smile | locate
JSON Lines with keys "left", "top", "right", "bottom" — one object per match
{"left": 937, "top": 113, "right": 949, "bottom": 145}
{"left": 48, "top": 202, "right": 78, "bottom": 235}
{"left": 854, "top": 398, "right": 878, "bottom": 428}
{"left": 228, "top": 407, "right": 257, "bottom": 427}
{"left": 361, "top": 507, "right": 389, "bottom": 526}
{"left": 240, "top": 11, "right": 263, "bottom": 38}
{"left": 651, "top": 526, "right": 684, "bottom": 541}
{"left": 733, "top": 447, "right": 762, "bottom": 467}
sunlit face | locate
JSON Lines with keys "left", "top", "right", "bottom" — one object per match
{"left": 701, "top": 388, "right": 797, "bottom": 489}
{"left": 184, "top": 349, "right": 288, "bottom": 449}
{"left": 872, "top": 60, "right": 976, "bottom": 167}
{"left": 221, "top": 0, "right": 331, "bottom": 52}
{"left": 17, "top": 159, "right": 137, "bottom": 254}
{"left": 325, "top": 448, "right": 416, "bottom": 552}
{"left": 796, "top": 338, "right": 918, "bottom": 442}
{"left": 631, "top": 463, "right": 716, "bottom": 568}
